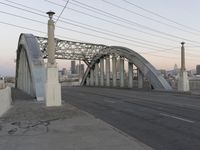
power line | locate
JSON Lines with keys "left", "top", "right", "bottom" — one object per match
{"left": 7, "top": 0, "right": 181, "bottom": 48}
{"left": 0, "top": 10, "right": 46, "bottom": 25}
{"left": 0, "top": 21, "right": 46, "bottom": 34}
{"left": 122, "top": 0, "right": 200, "bottom": 33}
{"left": 58, "top": 19, "right": 169, "bottom": 50}
{"left": 0, "top": 2, "right": 47, "bottom": 17}
{"left": 5, "top": 0, "right": 45, "bottom": 14}
{"left": 2, "top": 0, "right": 178, "bottom": 50}
{"left": 100, "top": 0, "right": 200, "bottom": 36}
{"left": 46, "top": 0, "right": 181, "bottom": 43}
{"left": 69, "top": 0, "right": 200, "bottom": 44}
{"left": 0, "top": 8, "right": 166, "bottom": 50}
{"left": 2, "top": 0, "right": 199, "bottom": 58}
{"left": 0, "top": 20, "right": 198, "bottom": 62}
{"left": 55, "top": 0, "right": 70, "bottom": 23}
{"left": 0, "top": 20, "right": 83, "bottom": 42}
{"left": 143, "top": 53, "right": 200, "bottom": 61}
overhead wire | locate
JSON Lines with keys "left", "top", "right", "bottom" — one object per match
{"left": 69, "top": 0, "right": 200, "bottom": 44}
{"left": 5, "top": 0, "right": 170, "bottom": 47}
{"left": 100, "top": 0, "right": 200, "bottom": 36}
{"left": 1, "top": 0, "right": 180, "bottom": 51}
{"left": 1, "top": 0, "right": 199, "bottom": 59}
{"left": 46, "top": 0, "right": 181, "bottom": 43}
{"left": 0, "top": 7, "right": 168, "bottom": 50}
{"left": 55, "top": 0, "right": 70, "bottom": 23}
{"left": 0, "top": 20, "right": 198, "bottom": 62}
{"left": 122, "top": 0, "right": 200, "bottom": 33}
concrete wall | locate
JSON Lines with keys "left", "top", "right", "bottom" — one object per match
{"left": 0, "top": 87, "right": 12, "bottom": 116}
{"left": 189, "top": 79, "right": 200, "bottom": 90}
{"left": 61, "top": 81, "right": 80, "bottom": 86}
{"left": 0, "top": 80, "right": 5, "bottom": 89}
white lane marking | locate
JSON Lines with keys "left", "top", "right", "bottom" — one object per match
{"left": 160, "top": 113, "right": 195, "bottom": 123}
{"left": 106, "top": 100, "right": 116, "bottom": 103}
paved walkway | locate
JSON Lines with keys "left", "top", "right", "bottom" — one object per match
{"left": 0, "top": 89, "right": 153, "bottom": 150}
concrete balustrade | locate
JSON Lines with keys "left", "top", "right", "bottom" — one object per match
{"left": 0, "top": 87, "right": 12, "bottom": 116}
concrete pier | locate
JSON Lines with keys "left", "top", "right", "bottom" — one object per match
{"left": 178, "top": 42, "right": 189, "bottom": 92}
{"left": 106, "top": 56, "right": 110, "bottom": 86}
{"left": 120, "top": 57, "right": 124, "bottom": 87}
{"left": 45, "top": 11, "right": 61, "bottom": 107}
{"left": 128, "top": 62, "right": 133, "bottom": 88}
{"left": 112, "top": 55, "right": 117, "bottom": 87}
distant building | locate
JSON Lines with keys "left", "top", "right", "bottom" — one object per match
{"left": 174, "top": 64, "right": 179, "bottom": 75}
{"left": 196, "top": 65, "right": 200, "bottom": 75}
{"left": 71, "top": 61, "right": 76, "bottom": 74}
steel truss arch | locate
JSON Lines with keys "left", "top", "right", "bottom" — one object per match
{"left": 16, "top": 34, "right": 45, "bottom": 100}
{"left": 81, "top": 46, "right": 172, "bottom": 90}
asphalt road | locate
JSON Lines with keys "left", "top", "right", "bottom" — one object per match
{"left": 62, "top": 87, "right": 200, "bottom": 150}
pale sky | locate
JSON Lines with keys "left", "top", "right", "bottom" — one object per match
{"left": 0, "top": 0, "right": 200, "bottom": 76}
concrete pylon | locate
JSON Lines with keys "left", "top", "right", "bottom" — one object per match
{"left": 106, "top": 56, "right": 110, "bottom": 86}
{"left": 120, "top": 57, "right": 124, "bottom": 87}
{"left": 112, "top": 55, "right": 117, "bottom": 87}
{"left": 45, "top": 11, "right": 62, "bottom": 107}
{"left": 95, "top": 63, "right": 99, "bottom": 86}
{"left": 178, "top": 42, "right": 189, "bottom": 92}
{"left": 128, "top": 62, "right": 133, "bottom": 88}
{"left": 138, "top": 69, "right": 143, "bottom": 88}
{"left": 100, "top": 58, "right": 104, "bottom": 86}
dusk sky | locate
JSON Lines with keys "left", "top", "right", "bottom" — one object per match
{"left": 0, "top": 0, "right": 200, "bottom": 76}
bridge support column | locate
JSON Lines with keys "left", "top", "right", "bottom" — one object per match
{"left": 45, "top": 11, "right": 61, "bottom": 107}
{"left": 138, "top": 69, "right": 143, "bottom": 88}
{"left": 178, "top": 42, "right": 189, "bottom": 91}
{"left": 120, "top": 57, "right": 124, "bottom": 87}
{"left": 90, "top": 69, "right": 94, "bottom": 86}
{"left": 100, "top": 58, "right": 104, "bottom": 86}
{"left": 106, "top": 56, "right": 110, "bottom": 86}
{"left": 128, "top": 62, "right": 133, "bottom": 88}
{"left": 112, "top": 55, "right": 117, "bottom": 87}
{"left": 95, "top": 63, "right": 99, "bottom": 86}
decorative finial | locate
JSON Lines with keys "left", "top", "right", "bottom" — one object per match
{"left": 46, "top": 11, "right": 55, "bottom": 20}
{"left": 181, "top": 42, "right": 185, "bottom": 46}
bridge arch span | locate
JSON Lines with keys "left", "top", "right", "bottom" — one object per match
{"left": 16, "top": 34, "right": 45, "bottom": 100}
{"left": 81, "top": 46, "right": 172, "bottom": 90}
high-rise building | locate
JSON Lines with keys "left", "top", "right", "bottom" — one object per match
{"left": 71, "top": 61, "right": 76, "bottom": 74}
{"left": 196, "top": 65, "right": 200, "bottom": 75}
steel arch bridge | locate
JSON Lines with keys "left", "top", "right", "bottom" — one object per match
{"left": 16, "top": 33, "right": 172, "bottom": 100}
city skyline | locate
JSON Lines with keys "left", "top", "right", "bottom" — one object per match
{"left": 1, "top": 0, "right": 200, "bottom": 76}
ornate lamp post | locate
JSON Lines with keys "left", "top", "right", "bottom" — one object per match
{"left": 45, "top": 11, "right": 62, "bottom": 106}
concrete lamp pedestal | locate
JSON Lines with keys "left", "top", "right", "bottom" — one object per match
{"left": 178, "top": 71, "right": 189, "bottom": 92}
{"left": 45, "top": 67, "right": 61, "bottom": 106}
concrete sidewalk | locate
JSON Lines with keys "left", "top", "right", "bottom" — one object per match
{"left": 0, "top": 89, "right": 153, "bottom": 150}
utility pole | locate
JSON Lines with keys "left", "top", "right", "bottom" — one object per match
{"left": 45, "top": 11, "right": 62, "bottom": 106}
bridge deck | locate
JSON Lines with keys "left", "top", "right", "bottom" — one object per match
{"left": 62, "top": 86, "right": 200, "bottom": 150}
{"left": 0, "top": 88, "right": 152, "bottom": 150}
